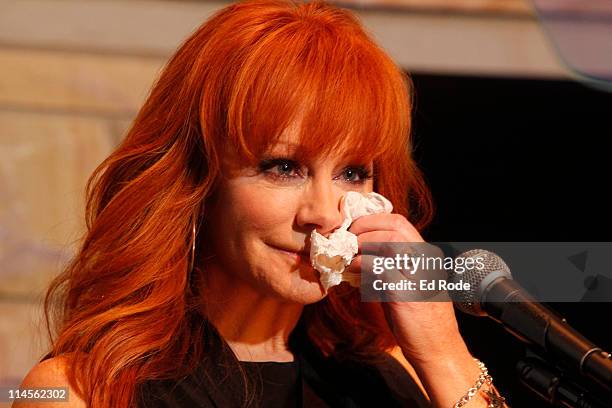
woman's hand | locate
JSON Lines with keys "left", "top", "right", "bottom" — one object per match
{"left": 346, "top": 213, "right": 491, "bottom": 407}
{"left": 347, "top": 213, "right": 463, "bottom": 359}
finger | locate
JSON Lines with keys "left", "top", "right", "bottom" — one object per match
{"left": 345, "top": 254, "right": 362, "bottom": 275}
{"left": 349, "top": 213, "right": 422, "bottom": 241}
{"left": 355, "top": 230, "right": 412, "bottom": 250}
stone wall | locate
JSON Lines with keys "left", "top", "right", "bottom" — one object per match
{"left": 0, "top": 47, "right": 166, "bottom": 391}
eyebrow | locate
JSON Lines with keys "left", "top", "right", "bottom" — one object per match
{"left": 263, "top": 142, "right": 299, "bottom": 153}
{"left": 271, "top": 142, "right": 299, "bottom": 146}
{"left": 264, "top": 141, "right": 374, "bottom": 165}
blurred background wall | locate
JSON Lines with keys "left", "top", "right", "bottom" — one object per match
{"left": 0, "top": 0, "right": 581, "bottom": 404}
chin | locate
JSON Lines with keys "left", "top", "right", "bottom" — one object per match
{"left": 278, "top": 270, "right": 329, "bottom": 305}
{"left": 299, "top": 283, "right": 329, "bottom": 305}
{"left": 262, "top": 248, "right": 328, "bottom": 304}
{"left": 286, "top": 290, "right": 328, "bottom": 305}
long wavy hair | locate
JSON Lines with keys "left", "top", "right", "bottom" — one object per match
{"left": 42, "top": 0, "right": 433, "bottom": 406}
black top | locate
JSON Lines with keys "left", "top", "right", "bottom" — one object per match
{"left": 240, "top": 360, "right": 300, "bottom": 408}
{"left": 137, "top": 322, "right": 430, "bottom": 408}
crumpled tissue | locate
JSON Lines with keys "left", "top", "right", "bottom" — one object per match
{"left": 310, "top": 191, "right": 393, "bottom": 291}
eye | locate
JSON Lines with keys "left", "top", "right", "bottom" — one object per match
{"left": 258, "top": 158, "right": 303, "bottom": 180}
{"left": 340, "top": 166, "right": 373, "bottom": 184}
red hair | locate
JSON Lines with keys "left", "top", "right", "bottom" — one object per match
{"left": 42, "top": 0, "right": 433, "bottom": 406}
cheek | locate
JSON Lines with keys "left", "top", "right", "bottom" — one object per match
{"left": 225, "top": 184, "right": 299, "bottom": 235}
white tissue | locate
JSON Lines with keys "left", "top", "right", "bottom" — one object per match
{"left": 310, "top": 191, "right": 393, "bottom": 291}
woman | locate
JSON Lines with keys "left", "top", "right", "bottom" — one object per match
{"left": 18, "top": 0, "right": 506, "bottom": 407}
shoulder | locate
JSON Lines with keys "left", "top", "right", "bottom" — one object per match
{"left": 373, "top": 347, "right": 431, "bottom": 407}
{"left": 12, "top": 355, "right": 87, "bottom": 408}
{"left": 310, "top": 347, "right": 431, "bottom": 407}
{"left": 386, "top": 346, "right": 428, "bottom": 398}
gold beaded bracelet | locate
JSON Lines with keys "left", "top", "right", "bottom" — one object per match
{"left": 452, "top": 358, "right": 506, "bottom": 408}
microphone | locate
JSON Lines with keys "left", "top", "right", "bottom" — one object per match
{"left": 448, "top": 249, "right": 612, "bottom": 392}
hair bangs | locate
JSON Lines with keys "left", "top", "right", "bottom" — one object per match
{"left": 224, "top": 6, "right": 410, "bottom": 167}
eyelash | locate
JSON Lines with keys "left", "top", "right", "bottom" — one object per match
{"left": 258, "top": 158, "right": 373, "bottom": 185}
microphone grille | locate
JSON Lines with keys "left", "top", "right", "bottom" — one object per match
{"left": 449, "top": 249, "right": 511, "bottom": 316}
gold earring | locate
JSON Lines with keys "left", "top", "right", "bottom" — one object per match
{"left": 189, "top": 215, "right": 196, "bottom": 286}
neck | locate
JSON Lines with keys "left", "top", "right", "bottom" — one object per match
{"left": 199, "top": 264, "right": 303, "bottom": 362}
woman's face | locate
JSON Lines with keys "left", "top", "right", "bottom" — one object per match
{"left": 203, "top": 129, "right": 374, "bottom": 304}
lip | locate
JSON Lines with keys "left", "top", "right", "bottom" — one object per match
{"left": 270, "top": 245, "right": 310, "bottom": 260}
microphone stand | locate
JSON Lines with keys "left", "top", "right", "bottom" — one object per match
{"left": 517, "top": 354, "right": 611, "bottom": 408}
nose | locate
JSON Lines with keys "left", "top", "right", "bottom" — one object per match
{"left": 296, "top": 178, "right": 344, "bottom": 237}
